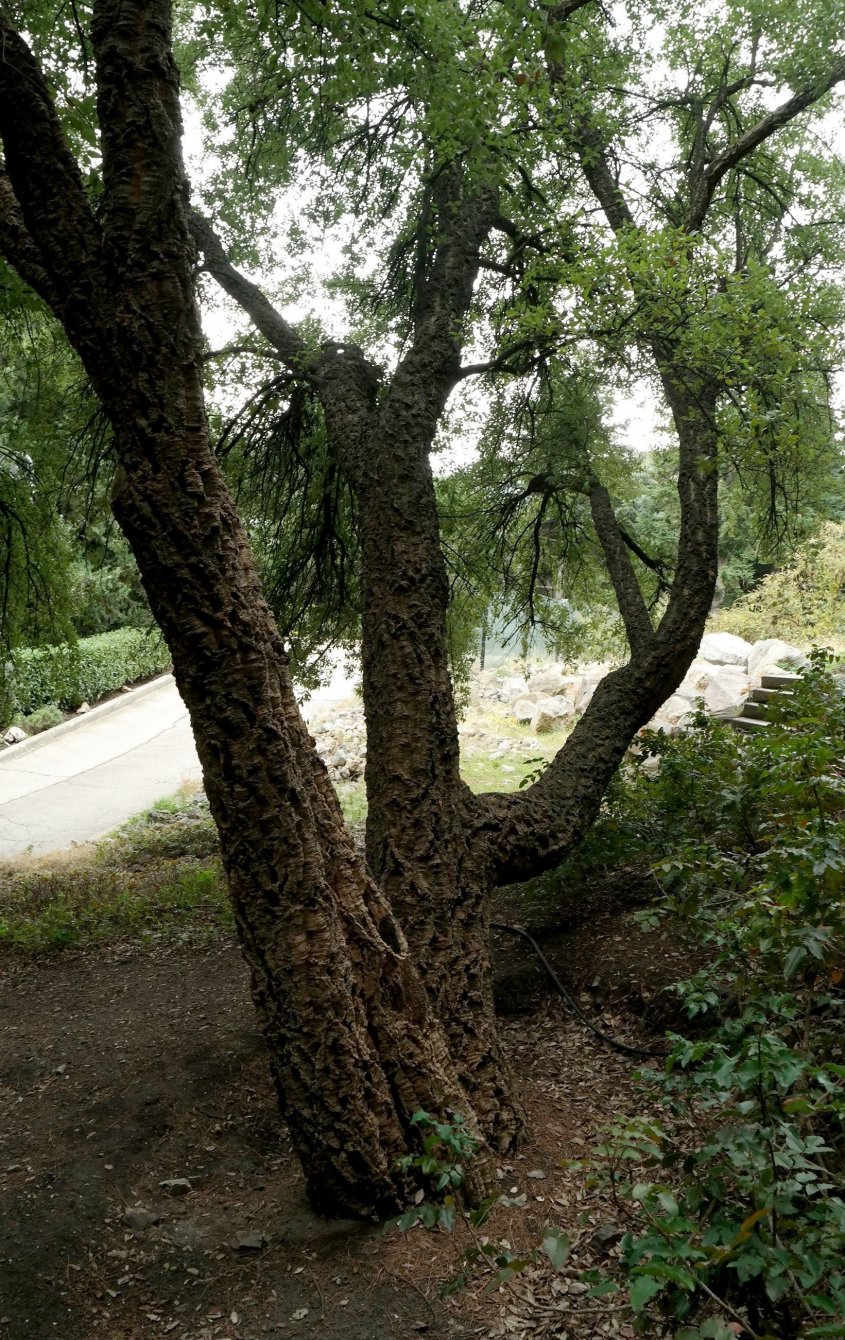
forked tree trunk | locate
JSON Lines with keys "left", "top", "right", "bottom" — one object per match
{"left": 0, "top": 0, "right": 493, "bottom": 1219}
{"left": 0, "top": 0, "right": 732, "bottom": 1222}
{"left": 109, "top": 426, "right": 487, "bottom": 1216}
{"left": 189, "top": 152, "right": 726, "bottom": 1159}
{"left": 192, "top": 211, "right": 525, "bottom": 1146}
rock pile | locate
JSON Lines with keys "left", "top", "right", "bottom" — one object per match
{"left": 486, "top": 634, "right": 808, "bottom": 736}
{"left": 649, "top": 634, "right": 807, "bottom": 734}
{"left": 310, "top": 703, "right": 367, "bottom": 781}
{"left": 475, "top": 661, "right": 612, "bottom": 735}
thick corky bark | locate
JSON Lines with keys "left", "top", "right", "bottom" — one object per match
{"left": 192, "top": 189, "right": 524, "bottom": 1147}
{"left": 0, "top": 0, "right": 490, "bottom": 1216}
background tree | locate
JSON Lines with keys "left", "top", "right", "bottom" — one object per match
{"left": 0, "top": 305, "right": 78, "bottom": 720}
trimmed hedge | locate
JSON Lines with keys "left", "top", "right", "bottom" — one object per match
{"left": 9, "top": 627, "right": 171, "bottom": 716}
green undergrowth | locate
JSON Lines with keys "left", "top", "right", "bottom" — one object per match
{"left": 391, "top": 657, "right": 845, "bottom": 1338}
{"left": 0, "top": 793, "right": 228, "bottom": 952}
{"left": 566, "top": 654, "right": 845, "bottom": 1338}
{"left": 460, "top": 747, "right": 557, "bottom": 794}
{"left": 1, "top": 740, "right": 541, "bottom": 953}
{"left": 0, "top": 774, "right": 379, "bottom": 953}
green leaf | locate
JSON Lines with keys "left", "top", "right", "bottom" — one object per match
{"left": 784, "top": 945, "right": 808, "bottom": 977}
{"left": 541, "top": 1229, "right": 570, "bottom": 1270}
{"left": 629, "top": 1274, "right": 664, "bottom": 1311}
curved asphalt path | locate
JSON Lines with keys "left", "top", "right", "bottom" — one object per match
{"left": 0, "top": 665, "right": 356, "bottom": 860}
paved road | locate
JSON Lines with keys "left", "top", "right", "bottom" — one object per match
{"left": 0, "top": 665, "right": 356, "bottom": 860}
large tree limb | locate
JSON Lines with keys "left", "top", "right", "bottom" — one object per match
{"left": 0, "top": 15, "right": 111, "bottom": 375}
{"left": 190, "top": 212, "right": 311, "bottom": 374}
{"left": 0, "top": 168, "right": 60, "bottom": 309}
{"left": 686, "top": 57, "right": 845, "bottom": 231}
{"left": 388, "top": 167, "right": 500, "bottom": 428}
{"left": 588, "top": 480, "right": 655, "bottom": 653}
{"left": 474, "top": 30, "right": 728, "bottom": 886}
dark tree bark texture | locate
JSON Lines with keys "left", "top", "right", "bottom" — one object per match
{"left": 0, "top": 0, "right": 490, "bottom": 1217}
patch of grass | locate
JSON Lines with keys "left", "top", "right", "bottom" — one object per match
{"left": 0, "top": 791, "right": 230, "bottom": 953}
{"left": 0, "top": 734, "right": 563, "bottom": 955}
{"left": 460, "top": 748, "right": 556, "bottom": 794}
{"left": 336, "top": 779, "right": 367, "bottom": 824}
{"left": 104, "top": 792, "right": 219, "bottom": 865}
{"left": 0, "top": 856, "right": 230, "bottom": 952}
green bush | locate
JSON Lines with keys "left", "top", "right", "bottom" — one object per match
{"left": 10, "top": 626, "right": 170, "bottom": 714}
{"left": 713, "top": 521, "right": 845, "bottom": 649}
{"left": 580, "top": 657, "right": 845, "bottom": 1338}
{"left": 19, "top": 704, "right": 65, "bottom": 734}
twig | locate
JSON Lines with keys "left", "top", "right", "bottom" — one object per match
{"left": 389, "top": 1270, "right": 437, "bottom": 1319}
{"left": 308, "top": 1268, "right": 325, "bottom": 1319}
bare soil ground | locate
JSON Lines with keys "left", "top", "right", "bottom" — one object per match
{"left": 0, "top": 880, "right": 690, "bottom": 1340}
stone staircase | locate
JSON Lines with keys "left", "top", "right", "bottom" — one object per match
{"left": 730, "top": 672, "right": 802, "bottom": 733}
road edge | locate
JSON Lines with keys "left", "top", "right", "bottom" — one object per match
{"left": 0, "top": 673, "right": 178, "bottom": 764}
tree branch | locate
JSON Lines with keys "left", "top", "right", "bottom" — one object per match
{"left": 457, "top": 338, "right": 543, "bottom": 380}
{"left": 572, "top": 118, "right": 636, "bottom": 233}
{"left": 617, "top": 522, "right": 672, "bottom": 588}
{"left": 190, "top": 211, "right": 312, "bottom": 375}
{"left": 686, "top": 56, "right": 845, "bottom": 231}
{"left": 380, "top": 166, "right": 500, "bottom": 443}
{"left": 550, "top": 0, "right": 597, "bottom": 20}
{"left": 588, "top": 481, "right": 655, "bottom": 653}
{"left": 0, "top": 15, "right": 110, "bottom": 370}
{"left": 400, "top": 166, "right": 500, "bottom": 388}
{"left": 0, "top": 167, "right": 60, "bottom": 309}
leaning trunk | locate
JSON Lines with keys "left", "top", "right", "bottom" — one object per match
{"left": 0, "top": 0, "right": 494, "bottom": 1219}
{"left": 109, "top": 417, "right": 489, "bottom": 1216}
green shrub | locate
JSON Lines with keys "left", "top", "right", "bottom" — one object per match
{"left": 20, "top": 704, "right": 65, "bottom": 734}
{"left": 580, "top": 656, "right": 845, "bottom": 1338}
{"left": 713, "top": 521, "right": 845, "bottom": 648}
{"left": 10, "top": 626, "right": 170, "bottom": 714}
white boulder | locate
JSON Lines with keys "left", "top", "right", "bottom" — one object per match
{"left": 652, "top": 694, "right": 694, "bottom": 731}
{"left": 512, "top": 698, "right": 536, "bottom": 724}
{"left": 527, "top": 668, "right": 561, "bottom": 695}
{"left": 702, "top": 667, "right": 749, "bottom": 718}
{"left": 675, "top": 659, "right": 718, "bottom": 701}
{"left": 747, "top": 639, "right": 807, "bottom": 685}
{"left": 3, "top": 725, "right": 27, "bottom": 744}
{"left": 557, "top": 675, "right": 584, "bottom": 702}
{"left": 530, "top": 696, "right": 575, "bottom": 734}
{"left": 675, "top": 661, "right": 749, "bottom": 718}
{"left": 698, "top": 632, "right": 752, "bottom": 668}
{"left": 498, "top": 675, "right": 528, "bottom": 701}
{"left": 576, "top": 678, "right": 600, "bottom": 712}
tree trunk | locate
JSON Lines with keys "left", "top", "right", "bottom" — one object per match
{"left": 0, "top": 0, "right": 494, "bottom": 1219}
{"left": 316, "top": 346, "right": 523, "bottom": 1149}
{"left": 108, "top": 419, "right": 489, "bottom": 1216}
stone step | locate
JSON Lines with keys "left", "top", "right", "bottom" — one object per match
{"left": 728, "top": 715, "right": 770, "bottom": 733}
{"left": 741, "top": 701, "right": 771, "bottom": 720}
{"left": 728, "top": 671, "right": 802, "bottom": 734}
{"left": 750, "top": 685, "right": 795, "bottom": 703}
{"left": 760, "top": 672, "right": 801, "bottom": 691}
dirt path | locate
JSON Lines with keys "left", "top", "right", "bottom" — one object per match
{"left": 1, "top": 939, "right": 459, "bottom": 1340}
{"left": 0, "top": 895, "right": 682, "bottom": 1340}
